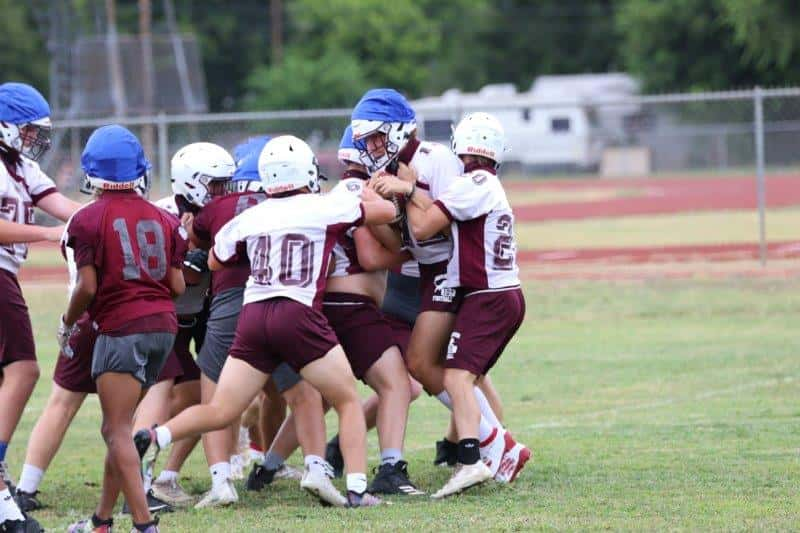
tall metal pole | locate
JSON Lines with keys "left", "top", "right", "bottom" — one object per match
{"left": 271, "top": 0, "right": 283, "bottom": 64}
{"left": 139, "top": 0, "right": 156, "bottom": 163}
{"left": 105, "top": 0, "right": 128, "bottom": 117}
{"left": 753, "top": 86, "right": 767, "bottom": 266}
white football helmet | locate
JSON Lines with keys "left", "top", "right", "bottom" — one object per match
{"left": 170, "top": 142, "right": 235, "bottom": 207}
{"left": 451, "top": 112, "right": 507, "bottom": 167}
{"left": 257, "top": 135, "right": 321, "bottom": 195}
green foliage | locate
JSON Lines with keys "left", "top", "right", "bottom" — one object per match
{"left": 0, "top": 1, "right": 48, "bottom": 89}
{"left": 243, "top": 47, "right": 369, "bottom": 110}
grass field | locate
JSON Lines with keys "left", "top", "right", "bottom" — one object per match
{"left": 9, "top": 278, "right": 800, "bottom": 531}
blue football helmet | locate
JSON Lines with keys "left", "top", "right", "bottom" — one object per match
{"left": 350, "top": 88, "right": 416, "bottom": 173}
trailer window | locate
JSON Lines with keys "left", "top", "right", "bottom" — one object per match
{"left": 422, "top": 119, "right": 453, "bottom": 142}
{"left": 522, "top": 108, "right": 531, "bottom": 122}
{"left": 551, "top": 117, "right": 571, "bottom": 133}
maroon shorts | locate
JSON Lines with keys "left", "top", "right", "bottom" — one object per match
{"left": 0, "top": 269, "right": 36, "bottom": 370}
{"left": 383, "top": 313, "right": 412, "bottom": 358}
{"left": 229, "top": 298, "right": 339, "bottom": 375}
{"left": 53, "top": 314, "right": 98, "bottom": 394}
{"left": 156, "top": 350, "right": 183, "bottom": 383}
{"left": 418, "top": 261, "right": 463, "bottom": 314}
{"left": 445, "top": 288, "right": 525, "bottom": 376}
{"left": 323, "top": 292, "right": 400, "bottom": 380}
{"left": 172, "top": 316, "right": 204, "bottom": 384}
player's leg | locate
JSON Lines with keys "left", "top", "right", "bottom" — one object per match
{"left": 477, "top": 375, "right": 504, "bottom": 424}
{"left": 404, "top": 310, "right": 453, "bottom": 394}
{"left": 16, "top": 384, "right": 87, "bottom": 510}
{"left": 260, "top": 381, "right": 286, "bottom": 454}
{"left": 0, "top": 360, "right": 40, "bottom": 488}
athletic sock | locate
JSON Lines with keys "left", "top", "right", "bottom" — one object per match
{"left": 0, "top": 488, "right": 24, "bottom": 521}
{"left": 436, "top": 390, "right": 497, "bottom": 443}
{"left": 209, "top": 462, "right": 231, "bottom": 489}
{"left": 473, "top": 387, "right": 502, "bottom": 429}
{"left": 0, "top": 442, "right": 7, "bottom": 462}
{"left": 154, "top": 426, "right": 172, "bottom": 449}
{"left": 262, "top": 451, "right": 284, "bottom": 471}
{"left": 17, "top": 464, "right": 44, "bottom": 493}
{"left": 155, "top": 470, "right": 178, "bottom": 484}
{"left": 380, "top": 448, "right": 402, "bottom": 466}
{"left": 346, "top": 473, "right": 367, "bottom": 494}
{"left": 457, "top": 439, "right": 480, "bottom": 465}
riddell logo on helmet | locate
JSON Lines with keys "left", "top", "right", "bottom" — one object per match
{"left": 467, "top": 146, "right": 495, "bottom": 157}
{"left": 101, "top": 182, "right": 136, "bottom": 190}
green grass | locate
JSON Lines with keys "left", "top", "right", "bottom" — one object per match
{"left": 10, "top": 279, "right": 800, "bottom": 531}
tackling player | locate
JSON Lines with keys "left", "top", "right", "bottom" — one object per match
{"left": 0, "top": 82, "right": 78, "bottom": 533}
{"left": 354, "top": 89, "right": 516, "bottom": 476}
{"left": 403, "top": 113, "right": 530, "bottom": 497}
{"left": 63, "top": 125, "right": 186, "bottom": 533}
{"left": 135, "top": 135, "right": 399, "bottom": 507}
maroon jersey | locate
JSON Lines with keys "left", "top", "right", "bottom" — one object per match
{"left": 192, "top": 191, "right": 266, "bottom": 296}
{"left": 64, "top": 191, "right": 187, "bottom": 334}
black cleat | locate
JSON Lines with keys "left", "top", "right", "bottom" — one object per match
{"left": 13, "top": 490, "right": 41, "bottom": 513}
{"left": 0, "top": 514, "right": 42, "bottom": 533}
{"left": 434, "top": 438, "right": 458, "bottom": 467}
{"left": 245, "top": 463, "right": 277, "bottom": 492}
{"left": 325, "top": 435, "right": 344, "bottom": 479}
{"left": 121, "top": 490, "right": 173, "bottom": 515}
{"left": 367, "top": 461, "right": 425, "bottom": 496}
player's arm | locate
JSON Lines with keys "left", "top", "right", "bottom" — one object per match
{"left": 36, "top": 193, "right": 82, "bottom": 223}
{"left": 406, "top": 201, "right": 450, "bottom": 241}
{"left": 353, "top": 226, "right": 411, "bottom": 271}
{"left": 208, "top": 251, "right": 225, "bottom": 272}
{"left": 361, "top": 196, "right": 399, "bottom": 226}
{"left": 208, "top": 215, "right": 244, "bottom": 272}
{"left": 0, "top": 218, "right": 63, "bottom": 244}
{"left": 63, "top": 264, "right": 97, "bottom": 326}
{"left": 167, "top": 266, "right": 186, "bottom": 298}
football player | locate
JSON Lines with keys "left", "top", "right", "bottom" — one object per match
{"left": 144, "top": 142, "right": 234, "bottom": 508}
{"left": 0, "top": 82, "right": 78, "bottom": 533}
{"left": 355, "top": 89, "right": 514, "bottom": 475}
{"left": 402, "top": 113, "right": 530, "bottom": 497}
{"left": 63, "top": 125, "right": 186, "bottom": 533}
{"left": 135, "top": 135, "right": 399, "bottom": 508}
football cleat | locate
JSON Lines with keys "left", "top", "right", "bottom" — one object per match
{"left": 324, "top": 435, "right": 344, "bottom": 478}
{"left": 133, "top": 428, "right": 161, "bottom": 486}
{"left": 0, "top": 462, "right": 15, "bottom": 495}
{"left": 230, "top": 454, "right": 246, "bottom": 480}
{"left": 0, "top": 519, "right": 26, "bottom": 533}
{"left": 274, "top": 463, "right": 303, "bottom": 481}
{"left": 194, "top": 479, "right": 238, "bottom": 509}
{"left": 433, "top": 439, "right": 458, "bottom": 467}
{"left": 367, "top": 461, "right": 425, "bottom": 496}
{"left": 121, "top": 490, "right": 173, "bottom": 515}
{"left": 13, "top": 490, "right": 41, "bottom": 513}
{"left": 245, "top": 464, "right": 276, "bottom": 492}
{"left": 494, "top": 432, "right": 532, "bottom": 483}
{"left": 479, "top": 427, "right": 508, "bottom": 478}
{"left": 150, "top": 478, "right": 193, "bottom": 507}
{"left": 300, "top": 468, "right": 347, "bottom": 507}
{"left": 345, "top": 490, "right": 383, "bottom": 508}
{"left": 431, "top": 462, "right": 492, "bottom": 500}
{"left": 130, "top": 517, "right": 159, "bottom": 533}
{"left": 67, "top": 515, "right": 112, "bottom": 533}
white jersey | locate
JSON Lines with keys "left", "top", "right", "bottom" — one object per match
{"left": 0, "top": 155, "right": 58, "bottom": 275}
{"left": 213, "top": 192, "right": 364, "bottom": 308}
{"left": 434, "top": 168, "right": 520, "bottom": 291}
{"left": 153, "top": 194, "right": 209, "bottom": 315}
{"left": 400, "top": 140, "right": 462, "bottom": 264}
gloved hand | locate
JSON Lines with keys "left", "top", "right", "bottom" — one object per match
{"left": 183, "top": 248, "right": 209, "bottom": 274}
{"left": 57, "top": 315, "right": 76, "bottom": 358}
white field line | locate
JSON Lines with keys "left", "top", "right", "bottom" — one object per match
{"left": 528, "top": 376, "right": 797, "bottom": 430}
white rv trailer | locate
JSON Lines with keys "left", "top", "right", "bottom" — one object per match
{"left": 411, "top": 73, "right": 640, "bottom": 170}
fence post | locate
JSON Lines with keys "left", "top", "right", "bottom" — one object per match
{"left": 753, "top": 87, "right": 766, "bottom": 266}
{"left": 157, "top": 112, "right": 169, "bottom": 194}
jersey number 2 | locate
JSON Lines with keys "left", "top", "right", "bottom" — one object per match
{"left": 112, "top": 218, "right": 168, "bottom": 280}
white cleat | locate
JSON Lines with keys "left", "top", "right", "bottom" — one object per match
{"left": 431, "top": 462, "right": 493, "bottom": 499}
{"left": 194, "top": 479, "right": 239, "bottom": 509}
{"left": 479, "top": 427, "right": 509, "bottom": 478}
{"left": 494, "top": 432, "right": 532, "bottom": 483}
{"left": 300, "top": 468, "right": 347, "bottom": 507}
{"left": 274, "top": 463, "right": 303, "bottom": 481}
{"left": 151, "top": 478, "right": 195, "bottom": 507}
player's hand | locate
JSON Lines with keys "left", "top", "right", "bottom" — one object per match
{"left": 370, "top": 174, "right": 413, "bottom": 199}
{"left": 396, "top": 162, "right": 418, "bottom": 184}
{"left": 57, "top": 315, "right": 76, "bottom": 358}
{"left": 180, "top": 212, "right": 194, "bottom": 229}
{"left": 360, "top": 186, "right": 381, "bottom": 202}
{"left": 44, "top": 224, "right": 65, "bottom": 242}
{"left": 183, "top": 248, "right": 209, "bottom": 273}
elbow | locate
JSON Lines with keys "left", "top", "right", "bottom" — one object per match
{"left": 358, "top": 253, "right": 380, "bottom": 272}
{"left": 171, "top": 280, "right": 186, "bottom": 298}
{"left": 411, "top": 224, "right": 433, "bottom": 242}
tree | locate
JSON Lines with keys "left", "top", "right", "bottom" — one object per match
{"left": 0, "top": 2, "right": 48, "bottom": 89}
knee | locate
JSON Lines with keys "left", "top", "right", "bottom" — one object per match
{"left": 100, "top": 421, "right": 128, "bottom": 446}
{"left": 15, "top": 361, "right": 41, "bottom": 387}
{"left": 443, "top": 369, "right": 471, "bottom": 392}
{"left": 408, "top": 378, "right": 423, "bottom": 402}
{"left": 285, "top": 381, "right": 322, "bottom": 412}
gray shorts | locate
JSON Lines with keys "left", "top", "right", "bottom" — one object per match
{"left": 197, "top": 288, "right": 244, "bottom": 383}
{"left": 271, "top": 362, "right": 302, "bottom": 394}
{"left": 381, "top": 271, "right": 420, "bottom": 326}
{"left": 92, "top": 332, "right": 175, "bottom": 387}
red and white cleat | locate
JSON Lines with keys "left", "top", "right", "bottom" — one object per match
{"left": 494, "top": 431, "right": 532, "bottom": 483}
{"left": 479, "top": 427, "right": 508, "bottom": 477}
